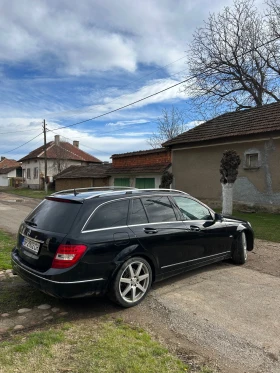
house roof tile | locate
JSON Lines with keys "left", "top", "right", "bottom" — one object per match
{"left": 111, "top": 148, "right": 168, "bottom": 158}
{"left": 55, "top": 162, "right": 171, "bottom": 179}
{"left": 0, "top": 158, "right": 21, "bottom": 174}
{"left": 18, "top": 141, "right": 102, "bottom": 163}
{"left": 163, "top": 101, "right": 280, "bottom": 147}
{"left": 55, "top": 164, "right": 111, "bottom": 179}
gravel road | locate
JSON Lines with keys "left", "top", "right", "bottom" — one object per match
{"left": 1, "top": 192, "right": 279, "bottom": 373}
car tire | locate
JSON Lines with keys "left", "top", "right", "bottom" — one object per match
{"left": 232, "top": 231, "right": 248, "bottom": 265}
{"left": 109, "top": 257, "right": 152, "bottom": 308}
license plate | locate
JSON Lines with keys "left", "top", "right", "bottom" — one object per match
{"left": 23, "top": 237, "right": 40, "bottom": 255}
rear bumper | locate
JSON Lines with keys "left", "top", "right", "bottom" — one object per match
{"left": 11, "top": 250, "right": 107, "bottom": 298}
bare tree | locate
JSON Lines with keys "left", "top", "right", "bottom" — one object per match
{"left": 148, "top": 107, "right": 188, "bottom": 148}
{"left": 267, "top": 0, "right": 280, "bottom": 38}
{"left": 186, "top": 0, "right": 280, "bottom": 116}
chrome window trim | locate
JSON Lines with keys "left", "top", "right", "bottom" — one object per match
{"left": 82, "top": 220, "right": 184, "bottom": 234}
{"left": 161, "top": 251, "right": 231, "bottom": 269}
{"left": 81, "top": 194, "right": 187, "bottom": 233}
{"left": 12, "top": 259, "right": 104, "bottom": 284}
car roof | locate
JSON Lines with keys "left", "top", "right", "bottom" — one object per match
{"left": 49, "top": 187, "right": 189, "bottom": 202}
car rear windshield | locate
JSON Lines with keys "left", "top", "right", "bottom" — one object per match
{"left": 25, "top": 199, "right": 82, "bottom": 234}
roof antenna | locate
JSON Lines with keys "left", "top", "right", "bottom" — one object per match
{"left": 74, "top": 188, "right": 77, "bottom": 196}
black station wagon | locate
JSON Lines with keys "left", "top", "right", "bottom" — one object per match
{"left": 12, "top": 187, "right": 254, "bottom": 307}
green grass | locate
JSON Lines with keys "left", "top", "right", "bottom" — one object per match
{"left": 0, "top": 230, "right": 15, "bottom": 270}
{"left": 232, "top": 210, "right": 280, "bottom": 243}
{"left": 0, "top": 320, "right": 211, "bottom": 373}
{"left": 0, "top": 188, "right": 52, "bottom": 199}
{"left": 0, "top": 277, "right": 60, "bottom": 314}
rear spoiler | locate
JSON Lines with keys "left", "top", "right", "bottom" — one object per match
{"left": 45, "top": 196, "right": 83, "bottom": 204}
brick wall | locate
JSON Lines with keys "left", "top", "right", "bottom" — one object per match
{"left": 112, "top": 150, "right": 171, "bottom": 168}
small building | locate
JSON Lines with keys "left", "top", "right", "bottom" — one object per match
{"left": 54, "top": 147, "right": 172, "bottom": 192}
{"left": 163, "top": 101, "right": 280, "bottom": 211}
{"left": 0, "top": 157, "right": 22, "bottom": 187}
{"left": 110, "top": 148, "right": 172, "bottom": 188}
{"left": 19, "top": 135, "right": 102, "bottom": 189}
{"left": 55, "top": 164, "right": 111, "bottom": 191}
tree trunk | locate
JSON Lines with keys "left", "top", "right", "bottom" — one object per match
{"left": 222, "top": 183, "right": 233, "bottom": 215}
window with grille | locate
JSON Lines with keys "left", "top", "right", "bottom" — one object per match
{"left": 33, "top": 167, "right": 39, "bottom": 179}
{"left": 245, "top": 153, "right": 259, "bottom": 168}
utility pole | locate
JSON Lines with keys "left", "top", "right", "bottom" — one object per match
{"left": 43, "top": 119, "right": 48, "bottom": 193}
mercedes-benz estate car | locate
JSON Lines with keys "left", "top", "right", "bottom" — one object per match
{"left": 12, "top": 187, "right": 254, "bottom": 307}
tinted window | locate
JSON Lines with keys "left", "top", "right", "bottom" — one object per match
{"left": 85, "top": 200, "right": 129, "bottom": 230}
{"left": 173, "top": 197, "right": 212, "bottom": 220}
{"left": 129, "top": 199, "right": 148, "bottom": 225}
{"left": 26, "top": 200, "right": 82, "bottom": 234}
{"left": 142, "top": 196, "right": 177, "bottom": 223}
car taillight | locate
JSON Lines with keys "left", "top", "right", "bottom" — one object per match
{"left": 51, "top": 244, "right": 87, "bottom": 269}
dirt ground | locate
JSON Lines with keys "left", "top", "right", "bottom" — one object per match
{"left": 1, "top": 192, "right": 280, "bottom": 373}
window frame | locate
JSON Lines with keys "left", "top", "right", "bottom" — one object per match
{"left": 26, "top": 168, "right": 31, "bottom": 179}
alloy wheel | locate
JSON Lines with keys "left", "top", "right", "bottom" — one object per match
{"left": 119, "top": 261, "right": 150, "bottom": 304}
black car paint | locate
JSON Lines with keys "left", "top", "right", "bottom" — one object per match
{"left": 11, "top": 191, "right": 254, "bottom": 299}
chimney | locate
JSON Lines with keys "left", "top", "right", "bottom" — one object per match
{"left": 1, "top": 156, "right": 5, "bottom": 161}
{"left": 54, "top": 135, "right": 60, "bottom": 145}
{"left": 73, "top": 140, "right": 79, "bottom": 148}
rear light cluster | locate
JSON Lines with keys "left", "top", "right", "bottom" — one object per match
{"left": 51, "top": 244, "right": 87, "bottom": 269}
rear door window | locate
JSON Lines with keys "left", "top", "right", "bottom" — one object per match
{"left": 129, "top": 198, "right": 148, "bottom": 225}
{"left": 25, "top": 199, "right": 82, "bottom": 234}
{"left": 141, "top": 196, "right": 177, "bottom": 223}
{"left": 85, "top": 199, "right": 129, "bottom": 231}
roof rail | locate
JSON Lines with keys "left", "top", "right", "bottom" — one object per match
{"left": 51, "top": 186, "right": 137, "bottom": 196}
{"left": 138, "top": 188, "right": 188, "bottom": 195}
{"left": 84, "top": 188, "right": 189, "bottom": 199}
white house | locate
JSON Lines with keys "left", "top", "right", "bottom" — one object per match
{"left": 19, "top": 135, "right": 102, "bottom": 189}
{"left": 0, "top": 157, "right": 22, "bottom": 187}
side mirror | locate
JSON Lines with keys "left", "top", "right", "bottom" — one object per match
{"left": 214, "top": 212, "right": 222, "bottom": 221}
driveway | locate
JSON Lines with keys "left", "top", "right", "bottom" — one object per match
{"left": 1, "top": 192, "right": 280, "bottom": 373}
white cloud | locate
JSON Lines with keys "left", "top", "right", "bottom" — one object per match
{"left": 0, "top": 0, "right": 236, "bottom": 76}
{"left": 105, "top": 119, "right": 149, "bottom": 127}
{"left": 45, "top": 77, "right": 186, "bottom": 121}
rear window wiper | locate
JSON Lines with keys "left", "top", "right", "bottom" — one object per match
{"left": 25, "top": 219, "right": 37, "bottom": 227}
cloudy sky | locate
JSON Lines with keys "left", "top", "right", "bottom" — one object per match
{"left": 0, "top": 0, "right": 237, "bottom": 161}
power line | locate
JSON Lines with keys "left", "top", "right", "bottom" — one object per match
{"left": 47, "top": 128, "right": 112, "bottom": 155}
{"left": 0, "top": 128, "right": 41, "bottom": 135}
{"left": 3, "top": 36, "right": 280, "bottom": 154}
{"left": 51, "top": 78, "right": 189, "bottom": 131}
{"left": 45, "top": 55, "right": 188, "bottom": 119}
{"left": 4, "top": 132, "right": 43, "bottom": 154}
{"left": 0, "top": 66, "right": 188, "bottom": 136}
{"left": 49, "top": 36, "right": 280, "bottom": 132}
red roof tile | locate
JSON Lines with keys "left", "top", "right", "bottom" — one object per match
{"left": 163, "top": 101, "right": 280, "bottom": 147}
{"left": 19, "top": 141, "right": 102, "bottom": 163}
{"left": 0, "top": 158, "right": 21, "bottom": 173}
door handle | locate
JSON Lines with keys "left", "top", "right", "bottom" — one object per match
{"left": 190, "top": 225, "right": 200, "bottom": 232}
{"left": 144, "top": 227, "right": 158, "bottom": 234}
